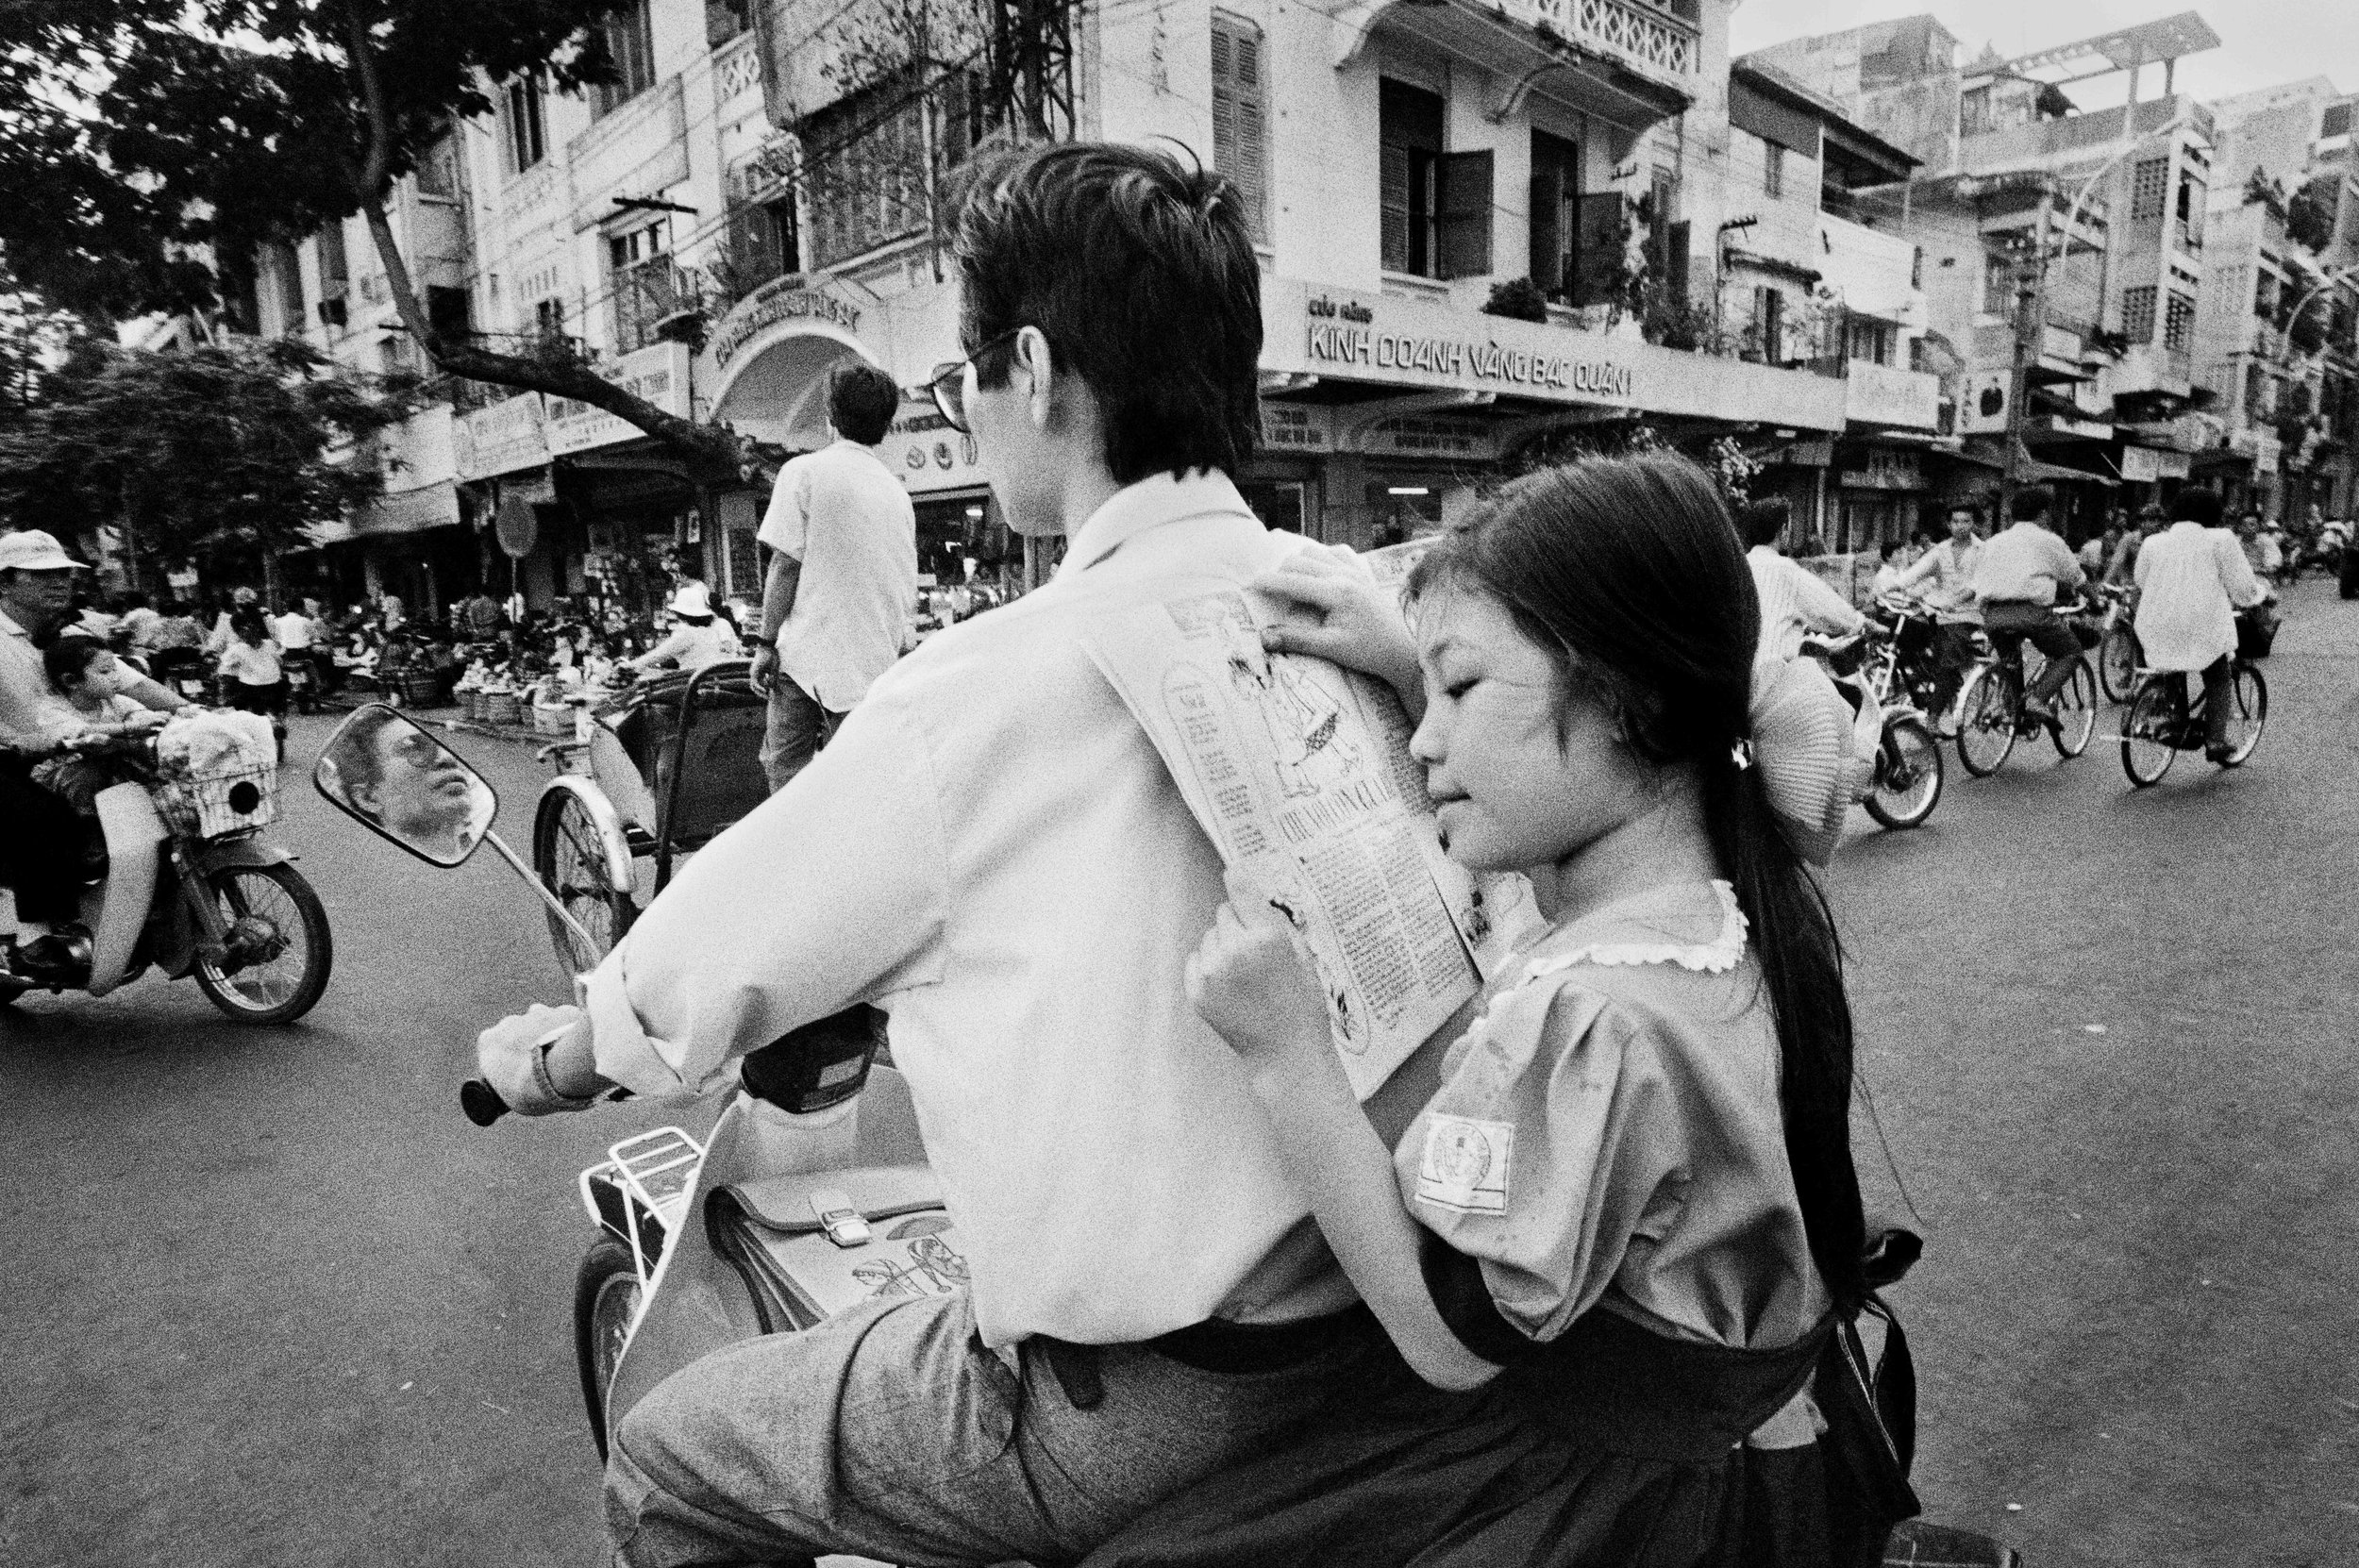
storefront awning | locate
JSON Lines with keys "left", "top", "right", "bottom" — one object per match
{"left": 353, "top": 480, "right": 462, "bottom": 537}
{"left": 1960, "top": 437, "right": 2118, "bottom": 487}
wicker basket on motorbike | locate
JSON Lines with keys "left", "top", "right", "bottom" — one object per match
{"left": 149, "top": 709, "right": 281, "bottom": 840}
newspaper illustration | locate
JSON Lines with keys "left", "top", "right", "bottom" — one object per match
{"left": 1085, "top": 589, "right": 1483, "bottom": 1098}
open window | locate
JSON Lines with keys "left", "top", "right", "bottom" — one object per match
{"left": 1378, "top": 79, "right": 1489, "bottom": 279}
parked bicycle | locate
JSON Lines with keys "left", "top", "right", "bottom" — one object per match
{"left": 2119, "top": 654, "right": 2268, "bottom": 788}
{"left": 1953, "top": 594, "right": 2100, "bottom": 776}
{"left": 2093, "top": 583, "right": 2142, "bottom": 703}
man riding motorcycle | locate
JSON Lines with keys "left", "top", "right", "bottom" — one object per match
{"left": 0, "top": 531, "right": 188, "bottom": 983}
{"left": 477, "top": 143, "right": 1399, "bottom": 1568}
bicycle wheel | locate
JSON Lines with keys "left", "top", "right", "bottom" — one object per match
{"left": 2097, "top": 626, "right": 2140, "bottom": 703}
{"left": 2119, "top": 677, "right": 2182, "bottom": 788}
{"left": 1863, "top": 715, "right": 1943, "bottom": 829}
{"left": 2216, "top": 663, "right": 2267, "bottom": 766}
{"left": 1953, "top": 666, "right": 2016, "bottom": 776}
{"left": 2050, "top": 659, "right": 2098, "bottom": 759}
{"left": 533, "top": 789, "right": 637, "bottom": 976}
{"left": 192, "top": 862, "right": 333, "bottom": 1025}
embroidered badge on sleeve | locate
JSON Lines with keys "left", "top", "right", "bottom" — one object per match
{"left": 1416, "top": 1115, "right": 1514, "bottom": 1214}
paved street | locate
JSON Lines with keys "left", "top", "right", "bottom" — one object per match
{"left": 5, "top": 583, "right": 2358, "bottom": 1567}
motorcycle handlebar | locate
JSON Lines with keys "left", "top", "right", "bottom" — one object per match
{"left": 459, "top": 1076, "right": 633, "bottom": 1126}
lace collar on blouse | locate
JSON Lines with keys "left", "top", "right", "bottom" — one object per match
{"left": 1513, "top": 879, "right": 1749, "bottom": 987}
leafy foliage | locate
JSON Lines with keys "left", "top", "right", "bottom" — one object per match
{"left": 2287, "top": 175, "right": 2341, "bottom": 255}
{"left": 0, "top": 336, "right": 419, "bottom": 581}
{"left": 1481, "top": 277, "right": 1550, "bottom": 322}
{"left": 0, "top": 1, "right": 637, "bottom": 321}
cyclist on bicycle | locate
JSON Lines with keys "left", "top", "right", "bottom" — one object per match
{"left": 1891, "top": 502, "right": 1983, "bottom": 734}
{"left": 1740, "top": 496, "right": 1863, "bottom": 661}
{"left": 2133, "top": 488, "right": 2268, "bottom": 764}
{"left": 1971, "top": 485, "right": 2084, "bottom": 727}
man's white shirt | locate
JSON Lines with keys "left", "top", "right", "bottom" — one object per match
{"left": 758, "top": 439, "right": 919, "bottom": 712}
{"left": 585, "top": 472, "right": 1354, "bottom": 1348}
{"left": 2134, "top": 522, "right": 2266, "bottom": 672}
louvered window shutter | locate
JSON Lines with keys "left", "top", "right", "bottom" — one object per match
{"left": 1436, "top": 150, "right": 1494, "bottom": 278}
{"left": 1212, "top": 16, "right": 1270, "bottom": 242}
{"left": 1381, "top": 144, "right": 1412, "bottom": 272}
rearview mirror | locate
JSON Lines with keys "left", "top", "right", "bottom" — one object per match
{"left": 314, "top": 704, "right": 497, "bottom": 867}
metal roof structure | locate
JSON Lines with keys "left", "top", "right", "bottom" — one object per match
{"left": 1990, "top": 11, "right": 2222, "bottom": 87}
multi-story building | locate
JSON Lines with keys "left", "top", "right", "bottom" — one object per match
{"left": 2195, "top": 79, "right": 2359, "bottom": 522}
{"left": 249, "top": 0, "right": 1946, "bottom": 615}
{"left": 1750, "top": 11, "right": 2228, "bottom": 536}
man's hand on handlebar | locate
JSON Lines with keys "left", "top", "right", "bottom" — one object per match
{"left": 477, "top": 1003, "right": 606, "bottom": 1115}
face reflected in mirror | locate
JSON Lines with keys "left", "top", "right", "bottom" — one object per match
{"left": 314, "top": 705, "right": 495, "bottom": 866}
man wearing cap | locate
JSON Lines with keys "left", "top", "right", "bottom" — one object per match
{"left": 748, "top": 361, "right": 918, "bottom": 793}
{"left": 0, "top": 532, "right": 187, "bottom": 981}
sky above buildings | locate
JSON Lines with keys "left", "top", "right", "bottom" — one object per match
{"left": 1730, "top": 0, "right": 2352, "bottom": 108}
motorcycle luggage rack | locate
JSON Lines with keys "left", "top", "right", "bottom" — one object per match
{"left": 578, "top": 1126, "right": 705, "bottom": 1283}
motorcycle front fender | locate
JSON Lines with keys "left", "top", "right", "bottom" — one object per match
{"left": 604, "top": 1068, "right": 927, "bottom": 1436}
{"left": 604, "top": 1095, "right": 770, "bottom": 1434}
{"left": 82, "top": 783, "right": 166, "bottom": 996}
{"left": 153, "top": 835, "right": 294, "bottom": 978}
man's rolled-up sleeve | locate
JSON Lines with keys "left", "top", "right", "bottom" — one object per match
{"left": 584, "top": 693, "right": 952, "bottom": 1099}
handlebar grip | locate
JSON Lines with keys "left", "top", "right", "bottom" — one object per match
{"left": 460, "top": 1078, "right": 509, "bottom": 1126}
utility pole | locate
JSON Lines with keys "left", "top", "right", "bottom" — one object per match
{"left": 2000, "top": 186, "right": 2055, "bottom": 519}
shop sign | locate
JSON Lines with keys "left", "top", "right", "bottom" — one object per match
{"left": 1764, "top": 438, "right": 1834, "bottom": 468}
{"left": 1842, "top": 361, "right": 1939, "bottom": 430}
{"left": 883, "top": 400, "right": 984, "bottom": 495}
{"left": 2119, "top": 446, "right": 2191, "bottom": 483}
{"left": 1261, "top": 404, "right": 1501, "bottom": 461}
{"left": 544, "top": 342, "right": 689, "bottom": 456}
{"left": 711, "top": 275, "right": 864, "bottom": 375}
{"left": 1263, "top": 405, "right": 1333, "bottom": 454}
{"left": 1261, "top": 280, "right": 1847, "bottom": 432}
{"left": 454, "top": 392, "right": 549, "bottom": 481}
{"left": 1304, "top": 309, "right": 1636, "bottom": 399}
{"left": 1840, "top": 448, "right": 1922, "bottom": 491}
{"left": 1956, "top": 372, "right": 2011, "bottom": 434}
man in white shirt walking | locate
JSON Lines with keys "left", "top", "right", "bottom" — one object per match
{"left": 749, "top": 362, "right": 918, "bottom": 792}
{"left": 476, "top": 144, "right": 1394, "bottom": 1568}
{"left": 2134, "top": 488, "right": 2268, "bottom": 761}
{"left": 1972, "top": 485, "right": 2085, "bottom": 723}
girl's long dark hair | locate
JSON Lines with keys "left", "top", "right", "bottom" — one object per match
{"left": 1409, "top": 454, "right": 1868, "bottom": 1309}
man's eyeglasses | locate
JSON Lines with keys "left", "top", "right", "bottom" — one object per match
{"left": 922, "top": 326, "right": 1029, "bottom": 434}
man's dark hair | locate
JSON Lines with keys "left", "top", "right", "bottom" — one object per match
{"left": 2176, "top": 488, "right": 2224, "bottom": 527}
{"left": 2011, "top": 485, "right": 2054, "bottom": 522}
{"left": 42, "top": 637, "right": 105, "bottom": 688}
{"left": 828, "top": 362, "right": 902, "bottom": 445}
{"left": 1737, "top": 496, "right": 1791, "bottom": 549}
{"left": 1880, "top": 540, "right": 1904, "bottom": 561}
{"left": 953, "top": 142, "right": 1261, "bottom": 485}
{"left": 1946, "top": 504, "right": 1976, "bottom": 525}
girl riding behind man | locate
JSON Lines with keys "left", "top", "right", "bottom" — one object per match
{"left": 1088, "top": 452, "right": 1903, "bottom": 1568}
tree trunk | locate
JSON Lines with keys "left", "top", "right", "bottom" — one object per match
{"left": 342, "top": 3, "right": 756, "bottom": 485}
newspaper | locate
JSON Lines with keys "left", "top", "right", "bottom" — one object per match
{"left": 1085, "top": 587, "right": 1484, "bottom": 1099}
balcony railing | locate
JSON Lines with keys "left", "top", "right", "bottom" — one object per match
{"left": 1513, "top": 0, "right": 1698, "bottom": 76}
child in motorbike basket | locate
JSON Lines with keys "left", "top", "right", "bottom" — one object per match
{"left": 1084, "top": 453, "right": 1914, "bottom": 1568}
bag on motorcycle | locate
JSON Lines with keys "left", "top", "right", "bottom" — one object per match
{"left": 1818, "top": 1226, "right": 1924, "bottom": 1568}
{"left": 708, "top": 1166, "right": 971, "bottom": 1334}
